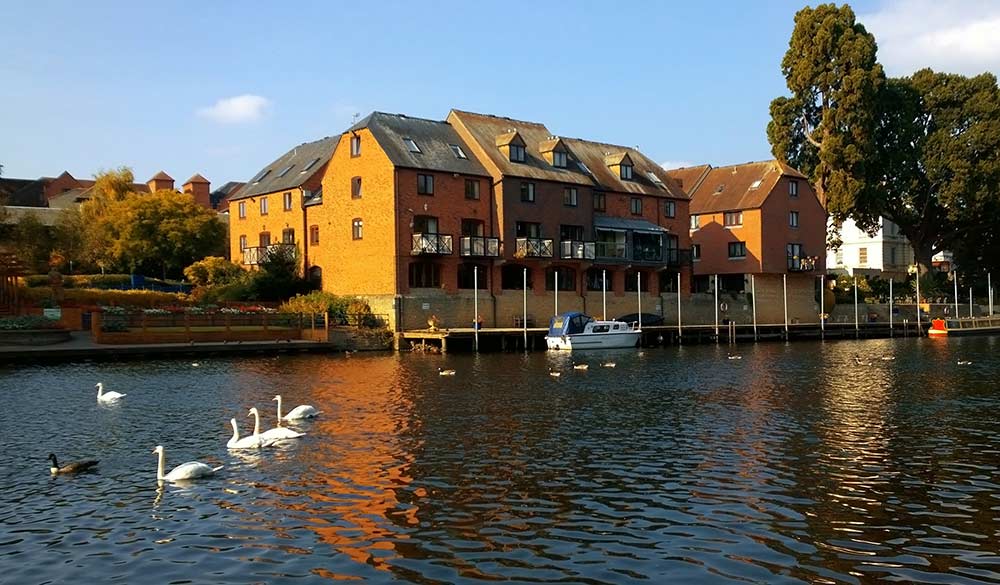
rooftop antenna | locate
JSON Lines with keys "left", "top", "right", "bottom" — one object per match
{"left": 352, "top": 112, "right": 361, "bottom": 124}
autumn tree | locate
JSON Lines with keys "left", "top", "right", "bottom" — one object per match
{"left": 99, "top": 190, "right": 226, "bottom": 278}
{"left": 767, "top": 3, "right": 885, "bottom": 234}
{"left": 79, "top": 167, "right": 139, "bottom": 270}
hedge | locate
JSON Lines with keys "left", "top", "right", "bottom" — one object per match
{"left": 0, "top": 315, "right": 63, "bottom": 330}
{"left": 21, "top": 274, "right": 185, "bottom": 290}
{"left": 20, "top": 287, "right": 191, "bottom": 308}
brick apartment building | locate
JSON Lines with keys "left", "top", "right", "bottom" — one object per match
{"left": 232, "top": 110, "right": 693, "bottom": 331}
{"left": 667, "top": 161, "right": 827, "bottom": 323}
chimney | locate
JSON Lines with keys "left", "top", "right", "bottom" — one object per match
{"left": 147, "top": 171, "right": 174, "bottom": 192}
{"left": 182, "top": 174, "right": 211, "bottom": 208}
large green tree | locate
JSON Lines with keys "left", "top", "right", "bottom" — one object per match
{"left": 874, "top": 69, "right": 1000, "bottom": 273}
{"left": 768, "top": 4, "right": 885, "bottom": 234}
{"left": 99, "top": 190, "right": 226, "bottom": 278}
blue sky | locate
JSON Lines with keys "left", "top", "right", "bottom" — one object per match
{"left": 2, "top": 1, "right": 997, "bottom": 188}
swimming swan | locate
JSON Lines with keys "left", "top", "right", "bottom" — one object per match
{"left": 259, "top": 407, "right": 306, "bottom": 441}
{"left": 273, "top": 395, "right": 319, "bottom": 421}
{"left": 152, "top": 445, "right": 222, "bottom": 482}
{"left": 96, "top": 382, "right": 126, "bottom": 403}
{"left": 227, "top": 415, "right": 271, "bottom": 449}
{"left": 48, "top": 453, "right": 98, "bottom": 475}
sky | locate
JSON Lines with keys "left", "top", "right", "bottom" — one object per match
{"left": 2, "top": 0, "right": 998, "bottom": 188}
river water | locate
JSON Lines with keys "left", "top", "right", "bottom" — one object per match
{"left": 1, "top": 337, "right": 999, "bottom": 584}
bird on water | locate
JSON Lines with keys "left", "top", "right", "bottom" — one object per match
{"left": 48, "top": 453, "right": 98, "bottom": 475}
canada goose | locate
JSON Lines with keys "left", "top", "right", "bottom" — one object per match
{"left": 48, "top": 453, "right": 98, "bottom": 475}
{"left": 152, "top": 446, "right": 222, "bottom": 482}
{"left": 96, "top": 382, "right": 126, "bottom": 403}
{"left": 273, "top": 395, "right": 319, "bottom": 421}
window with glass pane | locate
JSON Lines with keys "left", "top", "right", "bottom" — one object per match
{"left": 789, "top": 180, "right": 798, "bottom": 197}
{"left": 724, "top": 211, "right": 742, "bottom": 226}
{"left": 563, "top": 187, "right": 578, "bottom": 206}
{"left": 417, "top": 174, "right": 434, "bottom": 195}
{"left": 559, "top": 225, "right": 583, "bottom": 241}
{"left": 409, "top": 262, "right": 440, "bottom": 288}
{"left": 465, "top": 179, "right": 480, "bottom": 199}
{"left": 259, "top": 232, "right": 271, "bottom": 247}
{"left": 457, "top": 263, "right": 487, "bottom": 289}
{"left": 545, "top": 267, "right": 576, "bottom": 291}
{"left": 690, "top": 215, "right": 700, "bottom": 230}
{"left": 238, "top": 201, "right": 246, "bottom": 218}
{"left": 664, "top": 200, "right": 676, "bottom": 218}
{"left": 620, "top": 164, "right": 633, "bottom": 180}
{"left": 461, "top": 219, "right": 484, "bottom": 236}
{"left": 239, "top": 235, "right": 247, "bottom": 250}
{"left": 624, "top": 270, "right": 649, "bottom": 292}
{"left": 350, "top": 135, "right": 361, "bottom": 157}
{"left": 282, "top": 228, "right": 295, "bottom": 244}
{"left": 351, "top": 219, "right": 363, "bottom": 240}
{"left": 283, "top": 192, "right": 293, "bottom": 210}
{"left": 413, "top": 216, "right": 438, "bottom": 234}
{"left": 260, "top": 197, "right": 268, "bottom": 215}
{"left": 630, "top": 197, "right": 642, "bottom": 215}
{"left": 789, "top": 211, "right": 799, "bottom": 227}
{"left": 515, "top": 222, "right": 540, "bottom": 238}
{"left": 351, "top": 177, "right": 362, "bottom": 199}
{"left": 728, "top": 241, "right": 746, "bottom": 258}
{"left": 510, "top": 144, "right": 525, "bottom": 162}
{"left": 553, "top": 151, "right": 567, "bottom": 168}
{"left": 586, "top": 268, "right": 607, "bottom": 291}
{"left": 520, "top": 182, "right": 535, "bottom": 202}
{"left": 593, "top": 192, "right": 606, "bottom": 212}
{"left": 692, "top": 244, "right": 701, "bottom": 260}
{"left": 309, "top": 225, "right": 319, "bottom": 245}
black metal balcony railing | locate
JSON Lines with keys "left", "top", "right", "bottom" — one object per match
{"left": 560, "top": 240, "right": 596, "bottom": 260}
{"left": 241, "top": 243, "right": 295, "bottom": 266}
{"left": 788, "top": 255, "right": 820, "bottom": 272}
{"left": 515, "top": 237, "right": 554, "bottom": 258}
{"left": 665, "top": 248, "right": 693, "bottom": 267}
{"left": 594, "top": 241, "right": 627, "bottom": 259}
{"left": 412, "top": 233, "right": 453, "bottom": 255}
{"left": 632, "top": 244, "right": 664, "bottom": 263}
{"left": 459, "top": 236, "right": 500, "bottom": 257}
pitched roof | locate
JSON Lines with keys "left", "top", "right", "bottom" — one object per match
{"left": 562, "top": 137, "right": 688, "bottom": 199}
{"left": 664, "top": 164, "right": 712, "bottom": 194}
{"left": 184, "top": 173, "right": 209, "bottom": 184}
{"left": 666, "top": 160, "right": 807, "bottom": 214}
{"left": 0, "top": 178, "right": 46, "bottom": 207}
{"left": 447, "top": 110, "right": 594, "bottom": 185}
{"left": 210, "top": 181, "right": 245, "bottom": 209}
{"left": 347, "top": 112, "right": 490, "bottom": 177}
{"left": 234, "top": 136, "right": 338, "bottom": 200}
{"left": 149, "top": 171, "right": 173, "bottom": 181}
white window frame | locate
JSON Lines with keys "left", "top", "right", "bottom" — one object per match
{"left": 553, "top": 151, "right": 567, "bottom": 168}
{"left": 238, "top": 201, "right": 246, "bottom": 219}
{"left": 283, "top": 191, "right": 293, "bottom": 211}
{"left": 789, "top": 210, "right": 799, "bottom": 228}
{"left": 260, "top": 197, "right": 268, "bottom": 215}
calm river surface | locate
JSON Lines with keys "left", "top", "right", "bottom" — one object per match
{"left": 2, "top": 337, "right": 1000, "bottom": 584}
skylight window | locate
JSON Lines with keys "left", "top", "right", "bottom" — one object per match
{"left": 647, "top": 171, "right": 663, "bottom": 185}
{"left": 715, "top": 184, "right": 725, "bottom": 193}
{"left": 449, "top": 144, "right": 468, "bottom": 159}
{"left": 750, "top": 179, "right": 762, "bottom": 190}
{"left": 404, "top": 138, "right": 421, "bottom": 153}
{"left": 276, "top": 164, "right": 295, "bottom": 178}
{"left": 251, "top": 169, "right": 271, "bottom": 183}
{"left": 577, "top": 161, "right": 592, "bottom": 175}
{"left": 300, "top": 158, "right": 320, "bottom": 173}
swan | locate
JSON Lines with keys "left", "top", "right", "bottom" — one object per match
{"left": 48, "top": 453, "right": 98, "bottom": 475}
{"left": 96, "top": 382, "right": 126, "bottom": 403}
{"left": 438, "top": 368, "right": 456, "bottom": 376}
{"left": 549, "top": 370, "right": 561, "bottom": 377}
{"left": 572, "top": 363, "right": 589, "bottom": 370}
{"left": 246, "top": 407, "right": 289, "bottom": 445}
{"left": 152, "top": 445, "right": 222, "bottom": 482}
{"left": 273, "top": 395, "right": 319, "bottom": 421}
{"left": 727, "top": 354, "right": 743, "bottom": 360}
{"left": 227, "top": 416, "right": 269, "bottom": 449}
{"left": 602, "top": 362, "right": 616, "bottom": 368}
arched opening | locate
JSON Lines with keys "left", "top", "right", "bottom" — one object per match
{"left": 545, "top": 266, "right": 576, "bottom": 291}
{"left": 501, "top": 264, "right": 531, "bottom": 290}
{"left": 457, "top": 263, "right": 488, "bottom": 289}
{"left": 308, "top": 265, "right": 323, "bottom": 290}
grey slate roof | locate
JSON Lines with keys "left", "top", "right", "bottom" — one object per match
{"left": 234, "top": 136, "right": 338, "bottom": 200}
{"left": 348, "top": 112, "right": 490, "bottom": 177}
{"left": 0, "top": 178, "right": 46, "bottom": 207}
{"left": 594, "top": 216, "right": 670, "bottom": 233}
{"left": 210, "top": 181, "right": 246, "bottom": 209}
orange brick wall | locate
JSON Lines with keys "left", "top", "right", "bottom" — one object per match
{"left": 691, "top": 208, "right": 764, "bottom": 275}
{"left": 229, "top": 188, "right": 307, "bottom": 267}
{"left": 315, "top": 129, "right": 398, "bottom": 296}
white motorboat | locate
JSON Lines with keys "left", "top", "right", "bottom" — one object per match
{"left": 545, "top": 312, "right": 641, "bottom": 350}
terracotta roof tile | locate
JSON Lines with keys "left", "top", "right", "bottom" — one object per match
{"left": 667, "top": 160, "right": 803, "bottom": 213}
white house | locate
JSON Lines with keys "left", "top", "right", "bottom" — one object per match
{"left": 827, "top": 217, "right": 914, "bottom": 279}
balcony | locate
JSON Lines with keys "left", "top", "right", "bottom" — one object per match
{"left": 412, "top": 233, "right": 453, "bottom": 255}
{"left": 241, "top": 243, "right": 295, "bottom": 266}
{"left": 560, "top": 240, "right": 596, "bottom": 260}
{"left": 459, "top": 236, "right": 500, "bottom": 257}
{"left": 515, "top": 237, "right": 554, "bottom": 258}
{"left": 788, "top": 255, "right": 820, "bottom": 272}
{"left": 632, "top": 244, "right": 664, "bottom": 263}
{"left": 594, "top": 241, "right": 627, "bottom": 260}
{"left": 665, "top": 248, "right": 693, "bottom": 267}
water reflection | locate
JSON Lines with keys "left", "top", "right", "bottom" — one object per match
{"left": 1, "top": 339, "right": 1000, "bottom": 583}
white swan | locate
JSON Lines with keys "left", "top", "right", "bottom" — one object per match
{"left": 273, "top": 395, "right": 319, "bottom": 421}
{"left": 152, "top": 445, "right": 222, "bottom": 482}
{"left": 96, "top": 382, "right": 126, "bottom": 403}
{"left": 259, "top": 407, "right": 306, "bottom": 441}
{"left": 227, "top": 416, "right": 270, "bottom": 449}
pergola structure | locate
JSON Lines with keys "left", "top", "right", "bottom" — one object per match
{"left": 0, "top": 253, "right": 27, "bottom": 314}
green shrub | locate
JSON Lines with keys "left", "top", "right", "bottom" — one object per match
{"left": 20, "top": 286, "right": 189, "bottom": 308}
{"left": 0, "top": 315, "right": 62, "bottom": 330}
{"left": 184, "top": 257, "right": 243, "bottom": 288}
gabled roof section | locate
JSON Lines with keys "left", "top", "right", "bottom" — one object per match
{"left": 664, "top": 164, "right": 712, "bottom": 195}
{"left": 184, "top": 173, "right": 209, "bottom": 184}
{"left": 235, "top": 136, "right": 338, "bottom": 200}
{"left": 563, "top": 138, "right": 688, "bottom": 198}
{"left": 604, "top": 152, "right": 633, "bottom": 167}
{"left": 667, "top": 160, "right": 807, "bottom": 213}
{"left": 538, "top": 137, "right": 566, "bottom": 153}
{"left": 447, "top": 110, "right": 594, "bottom": 185}
{"left": 495, "top": 130, "right": 525, "bottom": 147}
{"left": 348, "top": 112, "right": 490, "bottom": 177}
{"left": 210, "top": 181, "right": 245, "bottom": 208}
{"left": 150, "top": 171, "right": 173, "bottom": 181}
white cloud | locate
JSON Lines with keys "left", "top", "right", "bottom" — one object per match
{"left": 197, "top": 94, "right": 271, "bottom": 124}
{"left": 660, "top": 160, "right": 694, "bottom": 170}
{"left": 860, "top": 0, "right": 1000, "bottom": 76}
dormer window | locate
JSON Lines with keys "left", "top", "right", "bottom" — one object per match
{"left": 605, "top": 152, "right": 634, "bottom": 181}
{"left": 403, "top": 138, "right": 421, "bottom": 153}
{"left": 497, "top": 130, "right": 527, "bottom": 163}
{"left": 510, "top": 144, "right": 525, "bottom": 162}
{"left": 620, "top": 164, "right": 633, "bottom": 180}
{"left": 553, "top": 151, "right": 567, "bottom": 168}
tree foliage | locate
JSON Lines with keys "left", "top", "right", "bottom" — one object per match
{"left": 183, "top": 256, "right": 244, "bottom": 288}
{"left": 768, "top": 3, "right": 885, "bottom": 233}
{"left": 874, "top": 69, "right": 1000, "bottom": 272}
{"left": 96, "top": 189, "right": 226, "bottom": 277}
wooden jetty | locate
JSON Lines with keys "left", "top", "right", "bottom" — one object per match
{"left": 397, "top": 320, "right": 926, "bottom": 353}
